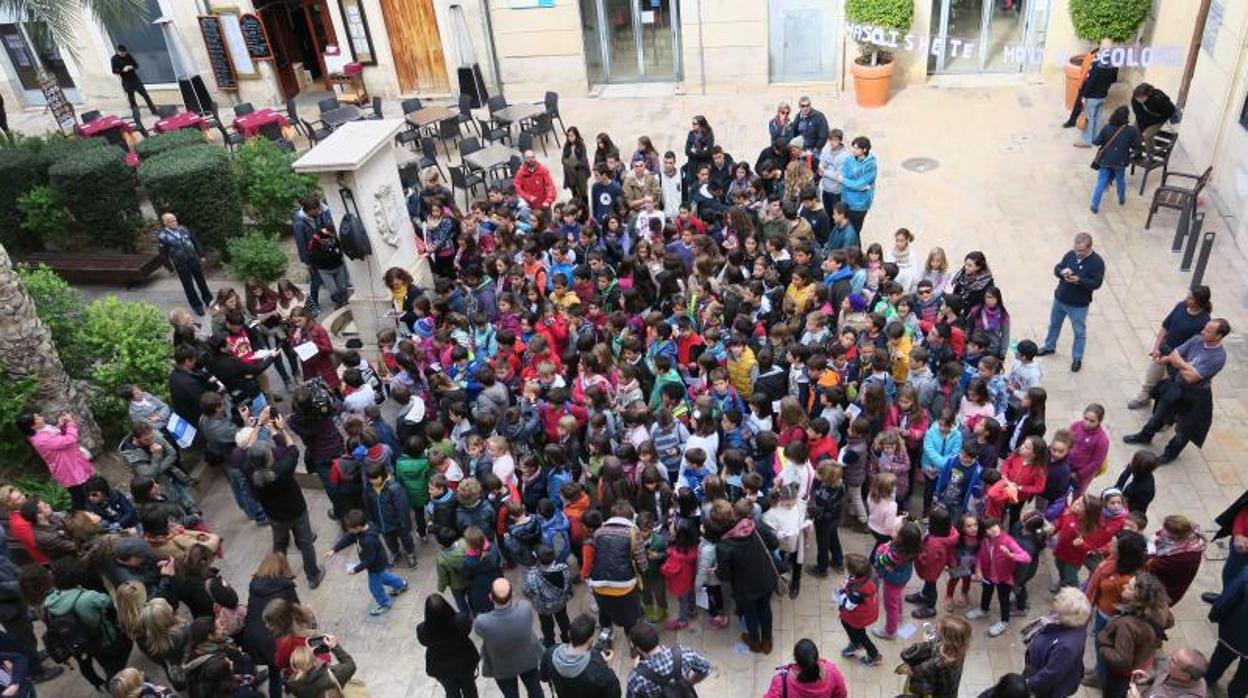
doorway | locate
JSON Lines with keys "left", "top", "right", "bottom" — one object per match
{"left": 928, "top": 0, "right": 1047, "bottom": 74}
{"left": 768, "top": 0, "right": 840, "bottom": 82}
{"left": 0, "top": 22, "right": 79, "bottom": 105}
{"left": 255, "top": 0, "right": 337, "bottom": 101}
{"left": 580, "top": 0, "right": 680, "bottom": 83}
{"left": 378, "top": 0, "right": 449, "bottom": 93}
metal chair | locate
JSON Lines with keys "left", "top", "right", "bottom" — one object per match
{"left": 301, "top": 118, "right": 333, "bottom": 145}
{"left": 437, "top": 117, "right": 462, "bottom": 159}
{"left": 81, "top": 110, "right": 101, "bottom": 123}
{"left": 396, "top": 129, "right": 421, "bottom": 150}
{"left": 449, "top": 165, "right": 485, "bottom": 206}
{"left": 154, "top": 105, "right": 178, "bottom": 118}
{"left": 402, "top": 98, "right": 424, "bottom": 114}
{"left": 456, "top": 94, "right": 477, "bottom": 136}
{"left": 233, "top": 102, "right": 256, "bottom": 116}
{"left": 369, "top": 96, "right": 384, "bottom": 119}
{"left": 419, "top": 137, "right": 445, "bottom": 180}
{"left": 317, "top": 97, "right": 341, "bottom": 115}
{"left": 520, "top": 114, "right": 550, "bottom": 156}
{"left": 543, "top": 91, "right": 565, "bottom": 135}
{"left": 516, "top": 131, "right": 534, "bottom": 155}
{"left": 486, "top": 95, "right": 508, "bottom": 115}
{"left": 1130, "top": 130, "right": 1178, "bottom": 195}
{"left": 476, "top": 117, "right": 510, "bottom": 146}
{"left": 458, "top": 137, "right": 483, "bottom": 160}
{"left": 489, "top": 154, "right": 523, "bottom": 189}
{"left": 1145, "top": 166, "right": 1213, "bottom": 230}
{"left": 285, "top": 99, "right": 308, "bottom": 139}
{"left": 213, "top": 119, "right": 245, "bottom": 151}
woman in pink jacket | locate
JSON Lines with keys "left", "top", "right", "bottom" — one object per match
{"left": 765, "top": 638, "right": 847, "bottom": 698}
{"left": 1068, "top": 403, "right": 1109, "bottom": 497}
{"left": 17, "top": 411, "right": 95, "bottom": 510}
{"left": 966, "top": 517, "right": 1031, "bottom": 638}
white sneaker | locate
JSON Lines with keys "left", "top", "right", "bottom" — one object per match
{"left": 965, "top": 609, "right": 987, "bottom": 620}
{"left": 988, "top": 621, "right": 1009, "bottom": 637}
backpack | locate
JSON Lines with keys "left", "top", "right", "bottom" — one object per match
{"left": 307, "top": 227, "right": 344, "bottom": 268}
{"left": 337, "top": 188, "right": 372, "bottom": 260}
{"left": 306, "top": 377, "right": 336, "bottom": 416}
{"left": 540, "top": 515, "right": 572, "bottom": 564}
{"left": 636, "top": 647, "right": 699, "bottom": 698}
{"left": 206, "top": 578, "right": 247, "bottom": 637}
{"left": 41, "top": 590, "right": 100, "bottom": 663}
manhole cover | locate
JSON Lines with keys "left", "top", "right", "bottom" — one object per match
{"left": 901, "top": 157, "right": 939, "bottom": 173}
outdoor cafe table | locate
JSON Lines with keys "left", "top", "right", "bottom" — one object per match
{"left": 75, "top": 115, "right": 132, "bottom": 140}
{"left": 321, "top": 105, "right": 364, "bottom": 130}
{"left": 153, "top": 111, "right": 208, "bottom": 134}
{"left": 463, "top": 143, "right": 519, "bottom": 173}
{"left": 405, "top": 106, "right": 455, "bottom": 131}
{"left": 233, "top": 108, "right": 291, "bottom": 138}
{"left": 491, "top": 102, "right": 544, "bottom": 126}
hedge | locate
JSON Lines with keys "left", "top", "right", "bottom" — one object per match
{"left": 0, "top": 148, "right": 37, "bottom": 250}
{"left": 1069, "top": 0, "right": 1151, "bottom": 41}
{"left": 48, "top": 145, "right": 140, "bottom": 251}
{"left": 135, "top": 129, "right": 208, "bottom": 160}
{"left": 34, "top": 136, "right": 109, "bottom": 181}
{"left": 140, "top": 144, "right": 243, "bottom": 252}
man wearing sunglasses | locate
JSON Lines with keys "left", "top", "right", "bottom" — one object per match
{"left": 791, "top": 96, "right": 830, "bottom": 154}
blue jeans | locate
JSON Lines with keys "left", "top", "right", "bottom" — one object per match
{"left": 1082, "top": 98, "right": 1105, "bottom": 145}
{"left": 1092, "top": 608, "right": 1109, "bottom": 680}
{"left": 316, "top": 264, "right": 351, "bottom": 309}
{"left": 1091, "top": 166, "right": 1126, "bottom": 210}
{"left": 305, "top": 263, "right": 322, "bottom": 308}
{"left": 226, "top": 467, "right": 266, "bottom": 522}
{"left": 366, "top": 569, "right": 406, "bottom": 607}
{"left": 1043, "top": 299, "right": 1089, "bottom": 360}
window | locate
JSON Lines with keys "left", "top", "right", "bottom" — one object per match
{"left": 104, "top": 0, "right": 175, "bottom": 84}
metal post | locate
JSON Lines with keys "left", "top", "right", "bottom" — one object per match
{"left": 1189, "top": 231, "right": 1216, "bottom": 290}
{"left": 1180, "top": 213, "right": 1206, "bottom": 270}
{"left": 1171, "top": 204, "right": 1197, "bottom": 252}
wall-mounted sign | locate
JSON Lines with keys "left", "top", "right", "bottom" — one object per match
{"left": 39, "top": 73, "right": 76, "bottom": 133}
{"left": 238, "top": 13, "right": 273, "bottom": 60}
{"left": 216, "top": 10, "right": 259, "bottom": 78}
{"left": 197, "top": 15, "right": 238, "bottom": 90}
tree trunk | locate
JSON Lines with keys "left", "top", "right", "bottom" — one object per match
{"left": 0, "top": 243, "right": 102, "bottom": 453}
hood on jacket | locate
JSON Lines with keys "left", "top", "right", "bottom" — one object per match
{"left": 725, "top": 516, "right": 756, "bottom": 539}
{"left": 550, "top": 644, "right": 592, "bottom": 678}
{"left": 249, "top": 573, "right": 297, "bottom": 600}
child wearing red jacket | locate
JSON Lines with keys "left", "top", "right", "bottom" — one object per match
{"left": 966, "top": 517, "right": 1031, "bottom": 637}
{"left": 837, "top": 553, "right": 882, "bottom": 666}
{"left": 1052, "top": 492, "right": 1124, "bottom": 589}
{"left": 907, "top": 506, "right": 959, "bottom": 619}
{"left": 660, "top": 519, "right": 699, "bottom": 631}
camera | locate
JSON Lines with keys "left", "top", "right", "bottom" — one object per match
{"left": 592, "top": 627, "right": 614, "bottom": 654}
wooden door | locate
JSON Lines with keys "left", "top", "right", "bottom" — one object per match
{"left": 378, "top": 0, "right": 449, "bottom": 93}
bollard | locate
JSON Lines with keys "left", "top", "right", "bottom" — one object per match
{"left": 1172, "top": 209, "right": 1203, "bottom": 253}
{"left": 1181, "top": 216, "right": 1206, "bottom": 270}
{"left": 1189, "top": 231, "right": 1216, "bottom": 290}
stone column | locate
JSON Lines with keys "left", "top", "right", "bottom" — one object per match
{"left": 293, "top": 119, "right": 417, "bottom": 347}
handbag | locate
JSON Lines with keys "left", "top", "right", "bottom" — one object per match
{"left": 412, "top": 226, "right": 435, "bottom": 291}
{"left": 1091, "top": 125, "right": 1127, "bottom": 171}
{"left": 756, "top": 529, "right": 790, "bottom": 597}
{"left": 206, "top": 578, "right": 246, "bottom": 637}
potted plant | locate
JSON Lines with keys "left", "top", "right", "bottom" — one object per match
{"left": 846, "top": 0, "right": 914, "bottom": 108}
{"left": 1064, "top": 0, "right": 1151, "bottom": 108}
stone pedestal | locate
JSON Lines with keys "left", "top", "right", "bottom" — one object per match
{"left": 292, "top": 119, "right": 415, "bottom": 346}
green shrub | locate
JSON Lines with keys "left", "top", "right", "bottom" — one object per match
{"left": 0, "top": 148, "right": 37, "bottom": 251}
{"left": 17, "top": 264, "right": 88, "bottom": 379}
{"left": 234, "top": 138, "right": 317, "bottom": 236}
{"left": 34, "top": 135, "right": 109, "bottom": 181}
{"left": 16, "top": 185, "right": 75, "bottom": 249}
{"left": 77, "top": 296, "right": 172, "bottom": 439}
{"left": 846, "top": 0, "right": 914, "bottom": 63}
{"left": 140, "top": 144, "right": 243, "bottom": 253}
{"left": 226, "top": 232, "right": 289, "bottom": 283}
{"left": 135, "top": 129, "right": 208, "bottom": 160}
{"left": 1069, "top": 0, "right": 1151, "bottom": 42}
{"left": 0, "top": 370, "right": 40, "bottom": 469}
{"left": 14, "top": 476, "right": 70, "bottom": 511}
{"left": 48, "top": 145, "right": 140, "bottom": 251}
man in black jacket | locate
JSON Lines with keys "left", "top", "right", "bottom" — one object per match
{"left": 169, "top": 344, "right": 216, "bottom": 425}
{"left": 1077, "top": 51, "right": 1118, "bottom": 148}
{"left": 242, "top": 418, "right": 324, "bottom": 589}
{"left": 540, "top": 613, "right": 621, "bottom": 698}
{"left": 1037, "top": 232, "right": 1105, "bottom": 372}
{"left": 791, "top": 96, "right": 829, "bottom": 153}
{"left": 110, "top": 45, "right": 157, "bottom": 115}
{"left": 1131, "top": 83, "right": 1177, "bottom": 156}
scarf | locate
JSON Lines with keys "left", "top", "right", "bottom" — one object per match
{"left": 1153, "top": 527, "right": 1207, "bottom": 558}
{"left": 979, "top": 305, "right": 1005, "bottom": 332}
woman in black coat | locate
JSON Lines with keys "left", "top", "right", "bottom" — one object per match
{"left": 416, "top": 593, "right": 480, "bottom": 697}
{"left": 713, "top": 500, "right": 779, "bottom": 653}
{"left": 1089, "top": 105, "right": 1141, "bottom": 213}
{"left": 684, "top": 115, "right": 714, "bottom": 188}
{"left": 240, "top": 553, "right": 300, "bottom": 670}
{"left": 561, "top": 126, "right": 591, "bottom": 203}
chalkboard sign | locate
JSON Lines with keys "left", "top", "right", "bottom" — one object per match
{"left": 239, "top": 14, "right": 273, "bottom": 60}
{"left": 38, "top": 74, "right": 76, "bottom": 133}
{"left": 197, "top": 15, "right": 238, "bottom": 90}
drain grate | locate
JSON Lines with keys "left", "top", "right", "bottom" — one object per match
{"left": 901, "top": 157, "right": 940, "bottom": 173}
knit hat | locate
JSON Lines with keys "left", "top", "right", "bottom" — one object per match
{"left": 1100, "top": 487, "right": 1124, "bottom": 500}
{"left": 788, "top": 136, "right": 805, "bottom": 150}
{"left": 413, "top": 318, "right": 435, "bottom": 339}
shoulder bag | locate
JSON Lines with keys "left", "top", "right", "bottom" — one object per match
{"left": 1091, "top": 125, "right": 1127, "bottom": 170}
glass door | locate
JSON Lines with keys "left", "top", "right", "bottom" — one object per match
{"left": 929, "top": 0, "right": 1045, "bottom": 74}
{"left": 580, "top": 0, "right": 679, "bottom": 83}
{"left": 0, "top": 22, "right": 78, "bottom": 105}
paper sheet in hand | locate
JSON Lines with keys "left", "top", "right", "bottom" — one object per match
{"left": 166, "top": 413, "right": 197, "bottom": 449}
{"left": 294, "top": 341, "right": 319, "bottom": 361}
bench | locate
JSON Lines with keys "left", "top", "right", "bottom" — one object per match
{"left": 22, "top": 250, "right": 166, "bottom": 287}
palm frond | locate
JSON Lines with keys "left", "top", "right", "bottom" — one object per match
{"left": 0, "top": 0, "right": 149, "bottom": 61}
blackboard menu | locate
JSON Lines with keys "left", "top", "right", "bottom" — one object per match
{"left": 197, "top": 15, "right": 237, "bottom": 90}
{"left": 38, "top": 74, "right": 76, "bottom": 133}
{"left": 239, "top": 14, "right": 273, "bottom": 60}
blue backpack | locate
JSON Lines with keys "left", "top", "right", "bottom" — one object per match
{"left": 540, "top": 513, "right": 572, "bottom": 564}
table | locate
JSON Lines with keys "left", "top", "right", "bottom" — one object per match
{"left": 321, "top": 105, "right": 364, "bottom": 130}
{"left": 463, "top": 143, "right": 519, "bottom": 172}
{"left": 491, "top": 103, "right": 544, "bottom": 125}
{"left": 153, "top": 112, "right": 207, "bottom": 134}
{"left": 405, "top": 106, "right": 455, "bottom": 130}
{"left": 233, "top": 108, "right": 291, "bottom": 138}
{"left": 75, "top": 115, "right": 132, "bottom": 139}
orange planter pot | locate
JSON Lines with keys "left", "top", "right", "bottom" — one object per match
{"left": 1064, "top": 54, "right": 1087, "bottom": 110}
{"left": 851, "top": 58, "right": 896, "bottom": 108}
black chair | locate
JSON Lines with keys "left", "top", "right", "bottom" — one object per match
{"left": 81, "top": 110, "right": 101, "bottom": 123}
{"left": 489, "top": 154, "right": 522, "bottom": 188}
{"left": 520, "top": 114, "right": 551, "bottom": 155}
{"left": 258, "top": 121, "right": 285, "bottom": 142}
{"left": 486, "top": 95, "right": 508, "bottom": 115}
{"left": 458, "top": 137, "right": 483, "bottom": 162}
{"left": 401, "top": 98, "right": 424, "bottom": 114}
{"left": 476, "top": 117, "right": 510, "bottom": 146}
{"left": 398, "top": 160, "right": 423, "bottom": 190}
{"left": 449, "top": 165, "right": 485, "bottom": 206}
{"left": 154, "top": 105, "right": 178, "bottom": 118}
{"left": 1145, "top": 166, "right": 1213, "bottom": 230}
{"left": 369, "top": 96, "right": 384, "bottom": 120}
{"left": 285, "top": 99, "right": 308, "bottom": 139}
{"left": 456, "top": 94, "right": 477, "bottom": 136}
{"left": 437, "top": 117, "right": 462, "bottom": 159}
{"left": 233, "top": 102, "right": 256, "bottom": 117}
{"left": 317, "top": 97, "right": 341, "bottom": 115}
{"left": 516, "top": 131, "right": 534, "bottom": 155}
{"left": 543, "top": 91, "right": 565, "bottom": 135}
{"left": 301, "top": 118, "right": 333, "bottom": 145}
{"left": 1130, "top": 130, "right": 1178, "bottom": 194}
{"left": 419, "top": 136, "right": 445, "bottom": 180}
{"left": 396, "top": 129, "right": 421, "bottom": 150}
{"left": 213, "top": 119, "right": 244, "bottom": 151}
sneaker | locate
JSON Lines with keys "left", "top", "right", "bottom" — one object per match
{"left": 707, "top": 614, "right": 729, "bottom": 629}
{"left": 387, "top": 581, "right": 410, "bottom": 597}
{"left": 911, "top": 606, "right": 937, "bottom": 619}
{"left": 806, "top": 566, "right": 828, "bottom": 579}
{"left": 664, "top": 618, "right": 689, "bottom": 631}
{"left": 307, "top": 567, "right": 326, "bottom": 590}
{"left": 869, "top": 627, "right": 895, "bottom": 640}
{"left": 840, "top": 643, "right": 861, "bottom": 658}
{"left": 1034, "top": 347, "right": 1055, "bottom": 357}
{"left": 905, "top": 592, "right": 925, "bottom": 604}
{"left": 1158, "top": 451, "right": 1178, "bottom": 465}
{"left": 788, "top": 585, "right": 800, "bottom": 600}
{"left": 1127, "top": 398, "right": 1150, "bottom": 410}
{"left": 861, "top": 654, "right": 883, "bottom": 667}
{"left": 966, "top": 609, "right": 988, "bottom": 620}
{"left": 32, "top": 666, "right": 65, "bottom": 684}
{"left": 1122, "top": 432, "right": 1152, "bottom": 445}
{"left": 1202, "top": 592, "right": 1221, "bottom": 605}
{"left": 368, "top": 603, "right": 392, "bottom": 616}
{"left": 988, "top": 621, "right": 1009, "bottom": 637}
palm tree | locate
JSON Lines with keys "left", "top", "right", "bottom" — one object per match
{"left": 4, "top": 0, "right": 148, "bottom": 60}
{"left": 0, "top": 243, "right": 101, "bottom": 452}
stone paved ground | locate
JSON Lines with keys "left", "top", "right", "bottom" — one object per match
{"left": 21, "top": 80, "right": 1247, "bottom": 697}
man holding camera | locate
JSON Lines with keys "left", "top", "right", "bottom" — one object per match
{"left": 539, "top": 613, "right": 621, "bottom": 698}
{"left": 1037, "top": 232, "right": 1105, "bottom": 373}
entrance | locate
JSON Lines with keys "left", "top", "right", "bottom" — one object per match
{"left": 580, "top": 0, "right": 680, "bottom": 83}
{"left": 768, "top": 0, "right": 840, "bottom": 82}
{"left": 928, "top": 0, "right": 1048, "bottom": 74}
{"left": 254, "top": 0, "right": 337, "bottom": 101}
{"left": 0, "top": 21, "right": 78, "bottom": 105}
{"left": 378, "top": 0, "right": 449, "bottom": 93}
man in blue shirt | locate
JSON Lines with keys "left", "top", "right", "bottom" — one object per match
{"left": 1037, "top": 232, "right": 1105, "bottom": 372}
{"left": 590, "top": 165, "right": 623, "bottom": 227}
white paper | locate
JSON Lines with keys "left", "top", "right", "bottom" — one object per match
{"left": 641, "top": 10, "right": 655, "bottom": 23}
{"left": 166, "top": 413, "right": 197, "bottom": 449}
{"left": 695, "top": 586, "right": 709, "bottom": 610}
{"left": 845, "top": 403, "right": 863, "bottom": 421}
{"left": 896, "top": 623, "right": 917, "bottom": 640}
{"left": 250, "top": 349, "right": 278, "bottom": 360}
{"left": 294, "top": 341, "right": 319, "bottom": 361}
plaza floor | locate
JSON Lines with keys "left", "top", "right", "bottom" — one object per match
{"left": 19, "top": 80, "right": 1248, "bottom": 697}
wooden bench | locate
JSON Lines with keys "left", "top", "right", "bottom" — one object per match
{"left": 22, "top": 250, "right": 165, "bottom": 287}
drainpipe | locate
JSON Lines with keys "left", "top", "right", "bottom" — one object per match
{"left": 696, "top": 0, "right": 705, "bottom": 94}
{"left": 479, "top": 0, "right": 504, "bottom": 97}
